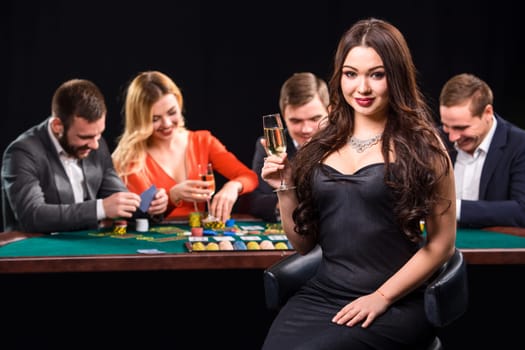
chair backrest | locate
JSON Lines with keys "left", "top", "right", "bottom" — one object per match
{"left": 263, "top": 245, "right": 322, "bottom": 311}
{"left": 263, "top": 246, "right": 468, "bottom": 328}
{"left": 424, "top": 248, "right": 469, "bottom": 327}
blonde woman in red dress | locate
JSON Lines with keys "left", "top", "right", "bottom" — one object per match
{"left": 112, "top": 71, "right": 258, "bottom": 222}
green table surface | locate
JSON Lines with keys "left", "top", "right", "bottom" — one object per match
{"left": 0, "top": 221, "right": 290, "bottom": 258}
{"left": 1, "top": 223, "right": 525, "bottom": 258}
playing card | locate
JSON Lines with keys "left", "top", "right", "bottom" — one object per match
{"left": 139, "top": 185, "right": 157, "bottom": 213}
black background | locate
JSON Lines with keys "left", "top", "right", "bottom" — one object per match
{"left": 4, "top": 1, "right": 522, "bottom": 229}
{"left": 2, "top": 265, "right": 525, "bottom": 349}
{"left": 4, "top": 0, "right": 522, "bottom": 168}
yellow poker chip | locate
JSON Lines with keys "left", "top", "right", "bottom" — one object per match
{"left": 192, "top": 242, "right": 206, "bottom": 251}
{"left": 274, "top": 242, "right": 288, "bottom": 250}
{"left": 112, "top": 219, "right": 128, "bottom": 235}
{"left": 246, "top": 241, "right": 261, "bottom": 250}
{"left": 264, "top": 223, "right": 284, "bottom": 234}
{"left": 203, "top": 220, "right": 225, "bottom": 230}
{"left": 189, "top": 212, "right": 202, "bottom": 227}
{"left": 206, "top": 242, "right": 220, "bottom": 251}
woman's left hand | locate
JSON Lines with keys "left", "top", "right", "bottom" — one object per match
{"left": 148, "top": 188, "right": 168, "bottom": 215}
{"left": 331, "top": 292, "right": 389, "bottom": 328}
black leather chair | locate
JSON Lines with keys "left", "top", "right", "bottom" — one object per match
{"left": 263, "top": 246, "right": 468, "bottom": 350}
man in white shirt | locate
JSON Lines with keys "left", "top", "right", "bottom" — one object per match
{"left": 439, "top": 73, "right": 525, "bottom": 228}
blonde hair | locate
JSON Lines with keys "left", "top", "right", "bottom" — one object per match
{"left": 112, "top": 71, "right": 184, "bottom": 184}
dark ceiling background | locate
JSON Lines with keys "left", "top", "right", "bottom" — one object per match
{"left": 3, "top": 0, "right": 522, "bottom": 226}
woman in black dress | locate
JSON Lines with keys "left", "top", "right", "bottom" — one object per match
{"left": 261, "top": 18, "right": 456, "bottom": 350}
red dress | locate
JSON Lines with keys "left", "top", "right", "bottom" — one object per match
{"left": 123, "top": 130, "right": 258, "bottom": 218}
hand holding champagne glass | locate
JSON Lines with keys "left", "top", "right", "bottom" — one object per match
{"left": 198, "top": 163, "right": 216, "bottom": 220}
{"left": 262, "top": 113, "right": 294, "bottom": 192}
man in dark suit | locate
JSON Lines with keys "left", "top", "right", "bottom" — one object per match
{"left": 241, "top": 72, "right": 329, "bottom": 222}
{"left": 439, "top": 73, "right": 525, "bottom": 228}
{"left": 1, "top": 79, "right": 167, "bottom": 233}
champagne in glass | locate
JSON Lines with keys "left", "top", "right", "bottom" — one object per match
{"left": 262, "top": 113, "right": 289, "bottom": 191}
{"left": 198, "top": 163, "right": 216, "bottom": 219}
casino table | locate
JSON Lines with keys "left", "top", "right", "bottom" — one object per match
{"left": 1, "top": 221, "right": 525, "bottom": 274}
{"left": 0, "top": 220, "right": 295, "bottom": 273}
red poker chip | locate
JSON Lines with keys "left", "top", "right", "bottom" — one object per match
{"left": 113, "top": 220, "right": 128, "bottom": 226}
{"left": 191, "top": 227, "right": 203, "bottom": 237}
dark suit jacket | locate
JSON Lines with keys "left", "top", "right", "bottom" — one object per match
{"left": 238, "top": 130, "right": 297, "bottom": 222}
{"left": 445, "top": 114, "right": 525, "bottom": 228}
{"left": 1, "top": 118, "right": 129, "bottom": 233}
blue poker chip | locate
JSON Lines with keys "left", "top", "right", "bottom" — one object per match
{"left": 203, "top": 229, "right": 217, "bottom": 236}
{"left": 233, "top": 240, "right": 247, "bottom": 250}
{"left": 225, "top": 219, "right": 235, "bottom": 227}
{"left": 223, "top": 230, "right": 237, "bottom": 236}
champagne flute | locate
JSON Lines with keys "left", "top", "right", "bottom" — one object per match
{"left": 262, "top": 113, "right": 292, "bottom": 192}
{"left": 198, "top": 163, "right": 216, "bottom": 220}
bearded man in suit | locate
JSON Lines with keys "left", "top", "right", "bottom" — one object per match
{"left": 1, "top": 79, "right": 167, "bottom": 233}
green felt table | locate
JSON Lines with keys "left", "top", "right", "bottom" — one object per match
{"left": 0, "top": 221, "right": 290, "bottom": 257}
{"left": 1, "top": 223, "right": 525, "bottom": 273}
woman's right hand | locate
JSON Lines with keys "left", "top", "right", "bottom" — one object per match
{"left": 261, "top": 153, "right": 291, "bottom": 190}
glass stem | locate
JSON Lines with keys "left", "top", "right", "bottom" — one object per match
{"left": 207, "top": 199, "right": 211, "bottom": 215}
{"left": 279, "top": 169, "right": 286, "bottom": 189}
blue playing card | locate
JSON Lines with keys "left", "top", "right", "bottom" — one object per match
{"left": 139, "top": 185, "right": 157, "bottom": 213}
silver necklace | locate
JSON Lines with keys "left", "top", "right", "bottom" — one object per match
{"left": 349, "top": 134, "right": 382, "bottom": 153}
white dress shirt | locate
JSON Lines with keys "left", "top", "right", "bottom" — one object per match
{"left": 48, "top": 120, "right": 106, "bottom": 219}
{"left": 454, "top": 116, "right": 497, "bottom": 220}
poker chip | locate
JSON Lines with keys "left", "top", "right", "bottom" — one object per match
{"left": 191, "top": 227, "right": 203, "bottom": 237}
{"left": 206, "top": 242, "right": 220, "bottom": 251}
{"left": 189, "top": 212, "right": 201, "bottom": 227}
{"left": 203, "top": 220, "right": 225, "bottom": 230}
{"left": 232, "top": 241, "right": 247, "bottom": 250}
{"left": 135, "top": 218, "right": 149, "bottom": 232}
{"left": 274, "top": 242, "right": 289, "bottom": 250}
{"left": 218, "top": 240, "right": 234, "bottom": 250}
{"left": 112, "top": 220, "right": 127, "bottom": 235}
{"left": 203, "top": 229, "right": 217, "bottom": 236}
{"left": 246, "top": 241, "right": 261, "bottom": 250}
{"left": 259, "top": 240, "right": 275, "bottom": 250}
{"left": 192, "top": 242, "right": 206, "bottom": 251}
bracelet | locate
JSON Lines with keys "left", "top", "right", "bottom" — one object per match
{"left": 273, "top": 186, "right": 297, "bottom": 193}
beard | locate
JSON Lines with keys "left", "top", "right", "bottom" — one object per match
{"left": 58, "top": 134, "right": 91, "bottom": 159}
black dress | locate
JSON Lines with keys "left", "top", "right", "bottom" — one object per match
{"left": 262, "top": 164, "right": 434, "bottom": 350}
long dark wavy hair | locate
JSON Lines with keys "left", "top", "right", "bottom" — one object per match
{"left": 291, "top": 18, "right": 451, "bottom": 242}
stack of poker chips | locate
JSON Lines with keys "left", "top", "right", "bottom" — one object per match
{"left": 202, "top": 220, "right": 225, "bottom": 230}
{"left": 189, "top": 212, "right": 201, "bottom": 227}
{"left": 191, "top": 227, "right": 204, "bottom": 237}
{"left": 112, "top": 219, "right": 127, "bottom": 235}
